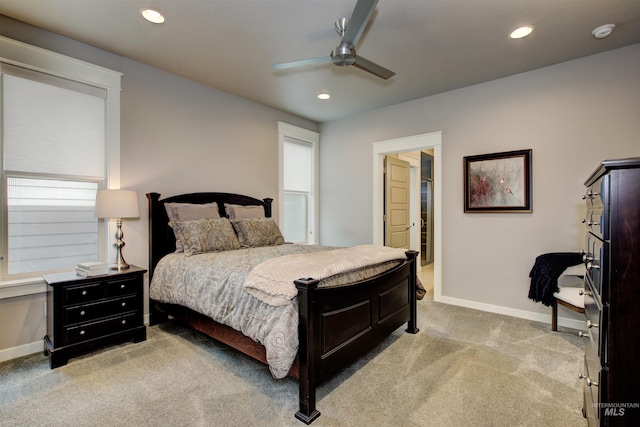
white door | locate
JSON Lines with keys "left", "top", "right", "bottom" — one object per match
{"left": 384, "top": 156, "right": 410, "bottom": 249}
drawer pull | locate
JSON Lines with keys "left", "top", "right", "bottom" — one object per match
{"left": 80, "top": 310, "right": 86, "bottom": 316}
{"left": 120, "top": 284, "right": 126, "bottom": 289}
{"left": 581, "top": 219, "right": 599, "bottom": 227}
{"left": 82, "top": 290, "right": 87, "bottom": 296}
{"left": 586, "top": 261, "right": 599, "bottom": 271}
{"left": 579, "top": 289, "right": 592, "bottom": 297}
{"left": 587, "top": 320, "right": 599, "bottom": 329}
{"left": 578, "top": 373, "right": 598, "bottom": 387}
{"left": 582, "top": 253, "right": 593, "bottom": 263}
{"left": 80, "top": 330, "right": 86, "bottom": 335}
{"left": 121, "top": 302, "right": 127, "bottom": 307}
{"left": 578, "top": 331, "right": 589, "bottom": 338}
{"left": 121, "top": 320, "right": 127, "bottom": 325}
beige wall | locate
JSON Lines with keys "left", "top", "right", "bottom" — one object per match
{"left": 0, "top": 293, "right": 45, "bottom": 353}
{"left": 318, "top": 43, "right": 640, "bottom": 322}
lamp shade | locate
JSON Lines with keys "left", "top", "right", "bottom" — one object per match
{"left": 95, "top": 189, "right": 140, "bottom": 219}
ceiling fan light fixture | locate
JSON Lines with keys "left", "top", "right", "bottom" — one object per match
{"left": 510, "top": 25, "right": 534, "bottom": 39}
{"left": 317, "top": 93, "right": 331, "bottom": 100}
{"left": 141, "top": 8, "right": 165, "bottom": 24}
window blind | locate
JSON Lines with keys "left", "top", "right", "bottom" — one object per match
{"left": 1, "top": 64, "right": 106, "bottom": 276}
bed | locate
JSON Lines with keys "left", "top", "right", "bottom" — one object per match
{"left": 146, "top": 192, "right": 419, "bottom": 424}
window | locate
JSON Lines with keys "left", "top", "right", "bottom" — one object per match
{"left": 6, "top": 177, "right": 99, "bottom": 275}
{"left": 278, "top": 122, "right": 319, "bottom": 244}
{"left": 1, "top": 37, "right": 121, "bottom": 283}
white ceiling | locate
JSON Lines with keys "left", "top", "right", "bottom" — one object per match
{"left": 1, "top": 0, "right": 639, "bottom": 123}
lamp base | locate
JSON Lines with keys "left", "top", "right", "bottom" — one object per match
{"left": 111, "top": 219, "right": 130, "bottom": 271}
{"left": 109, "top": 262, "right": 130, "bottom": 271}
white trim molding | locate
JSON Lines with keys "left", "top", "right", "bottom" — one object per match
{"left": 372, "top": 131, "right": 443, "bottom": 301}
{"left": 438, "top": 294, "right": 585, "bottom": 331}
{"left": 0, "top": 340, "right": 43, "bottom": 364}
{"left": 277, "top": 122, "right": 320, "bottom": 245}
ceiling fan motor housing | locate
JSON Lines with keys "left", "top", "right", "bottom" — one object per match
{"left": 331, "top": 45, "right": 356, "bottom": 66}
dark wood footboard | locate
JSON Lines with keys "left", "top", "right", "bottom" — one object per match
{"left": 295, "top": 250, "right": 418, "bottom": 423}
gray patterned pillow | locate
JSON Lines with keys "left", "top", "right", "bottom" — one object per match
{"left": 231, "top": 218, "right": 285, "bottom": 247}
{"left": 224, "top": 203, "right": 265, "bottom": 220}
{"left": 169, "top": 218, "right": 240, "bottom": 256}
{"left": 165, "top": 202, "right": 220, "bottom": 252}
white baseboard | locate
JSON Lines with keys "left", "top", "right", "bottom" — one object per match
{"left": 0, "top": 340, "right": 43, "bottom": 363}
{"left": 437, "top": 295, "right": 585, "bottom": 331}
{"left": 1, "top": 314, "right": 153, "bottom": 364}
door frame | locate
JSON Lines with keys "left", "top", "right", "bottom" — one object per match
{"left": 396, "top": 152, "right": 421, "bottom": 255}
{"left": 372, "top": 131, "right": 442, "bottom": 302}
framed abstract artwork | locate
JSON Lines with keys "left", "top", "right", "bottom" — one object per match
{"left": 464, "top": 149, "right": 532, "bottom": 213}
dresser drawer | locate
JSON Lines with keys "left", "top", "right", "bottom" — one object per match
{"left": 63, "top": 312, "right": 139, "bottom": 345}
{"left": 585, "top": 235, "right": 608, "bottom": 299}
{"left": 64, "top": 281, "right": 104, "bottom": 305}
{"left": 63, "top": 294, "right": 139, "bottom": 325}
{"left": 584, "top": 176, "right": 609, "bottom": 240}
{"left": 584, "top": 281, "right": 607, "bottom": 362}
{"left": 583, "top": 345, "right": 602, "bottom": 425}
{"left": 105, "top": 276, "right": 140, "bottom": 297}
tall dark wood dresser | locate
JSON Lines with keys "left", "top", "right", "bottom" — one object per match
{"left": 581, "top": 157, "right": 640, "bottom": 426}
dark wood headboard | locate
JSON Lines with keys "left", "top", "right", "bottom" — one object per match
{"left": 146, "top": 192, "right": 273, "bottom": 278}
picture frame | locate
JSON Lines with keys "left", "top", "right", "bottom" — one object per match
{"left": 464, "top": 149, "right": 532, "bottom": 213}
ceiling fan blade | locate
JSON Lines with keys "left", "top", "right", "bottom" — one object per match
{"left": 352, "top": 55, "right": 395, "bottom": 79}
{"left": 273, "top": 56, "right": 330, "bottom": 70}
{"left": 342, "top": 0, "right": 379, "bottom": 47}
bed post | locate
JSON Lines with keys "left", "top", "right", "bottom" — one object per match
{"left": 294, "top": 277, "right": 321, "bottom": 425}
{"left": 146, "top": 192, "right": 168, "bottom": 326}
{"left": 262, "top": 198, "right": 273, "bottom": 217}
{"left": 405, "top": 250, "right": 419, "bottom": 334}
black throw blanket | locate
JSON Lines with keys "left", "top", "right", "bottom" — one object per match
{"left": 528, "top": 252, "right": 583, "bottom": 306}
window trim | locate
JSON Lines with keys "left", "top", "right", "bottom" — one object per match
{"left": 0, "top": 36, "right": 121, "bottom": 295}
{"left": 277, "top": 122, "right": 319, "bottom": 245}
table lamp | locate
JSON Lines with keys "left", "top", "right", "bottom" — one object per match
{"left": 94, "top": 189, "right": 139, "bottom": 270}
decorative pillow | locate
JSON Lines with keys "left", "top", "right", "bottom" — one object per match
{"left": 165, "top": 202, "right": 220, "bottom": 252}
{"left": 231, "top": 218, "right": 285, "bottom": 247}
{"left": 169, "top": 218, "right": 240, "bottom": 256}
{"left": 224, "top": 203, "right": 265, "bottom": 220}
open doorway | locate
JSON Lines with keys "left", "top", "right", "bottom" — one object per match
{"left": 372, "top": 132, "right": 442, "bottom": 302}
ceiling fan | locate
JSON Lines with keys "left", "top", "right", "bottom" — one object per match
{"left": 272, "top": 0, "right": 395, "bottom": 80}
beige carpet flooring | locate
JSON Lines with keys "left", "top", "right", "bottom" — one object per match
{"left": 0, "top": 279, "right": 586, "bottom": 426}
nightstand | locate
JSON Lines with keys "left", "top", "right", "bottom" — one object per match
{"left": 43, "top": 265, "right": 147, "bottom": 368}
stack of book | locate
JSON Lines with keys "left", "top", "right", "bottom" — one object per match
{"left": 76, "top": 261, "right": 109, "bottom": 277}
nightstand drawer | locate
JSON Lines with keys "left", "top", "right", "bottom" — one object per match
{"left": 64, "top": 281, "right": 104, "bottom": 305}
{"left": 105, "top": 276, "right": 139, "bottom": 297}
{"left": 64, "top": 295, "right": 139, "bottom": 325}
{"left": 63, "top": 312, "right": 139, "bottom": 345}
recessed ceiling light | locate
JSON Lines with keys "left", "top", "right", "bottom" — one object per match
{"left": 592, "top": 24, "right": 615, "bottom": 39}
{"left": 317, "top": 93, "right": 331, "bottom": 100}
{"left": 510, "top": 25, "right": 534, "bottom": 39}
{"left": 141, "top": 8, "right": 165, "bottom": 24}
